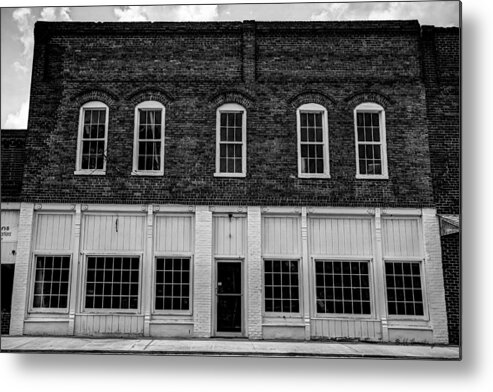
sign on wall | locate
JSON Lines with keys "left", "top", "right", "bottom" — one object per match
{"left": 1, "top": 224, "right": 18, "bottom": 243}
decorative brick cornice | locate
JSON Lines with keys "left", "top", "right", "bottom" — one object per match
{"left": 344, "top": 91, "right": 394, "bottom": 108}
{"left": 126, "top": 87, "right": 175, "bottom": 106}
{"left": 71, "top": 88, "right": 119, "bottom": 107}
{"left": 209, "top": 88, "right": 256, "bottom": 109}
{"left": 288, "top": 89, "right": 337, "bottom": 109}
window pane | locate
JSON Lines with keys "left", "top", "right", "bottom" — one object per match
{"left": 385, "top": 261, "right": 424, "bottom": 316}
{"left": 155, "top": 257, "right": 191, "bottom": 311}
{"left": 32, "top": 256, "right": 70, "bottom": 309}
{"left": 263, "top": 260, "right": 299, "bottom": 313}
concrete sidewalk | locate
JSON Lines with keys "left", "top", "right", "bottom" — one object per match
{"left": 0, "top": 336, "right": 460, "bottom": 359}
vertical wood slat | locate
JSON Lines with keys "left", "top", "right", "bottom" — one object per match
{"left": 82, "top": 214, "right": 145, "bottom": 251}
{"left": 34, "top": 214, "right": 73, "bottom": 251}
{"left": 308, "top": 217, "right": 373, "bottom": 256}
{"left": 75, "top": 315, "right": 144, "bottom": 335}
{"left": 262, "top": 216, "right": 300, "bottom": 255}
{"left": 311, "top": 319, "right": 382, "bottom": 340}
{"left": 382, "top": 218, "right": 422, "bottom": 258}
{"left": 213, "top": 215, "right": 246, "bottom": 256}
{"left": 155, "top": 215, "right": 193, "bottom": 253}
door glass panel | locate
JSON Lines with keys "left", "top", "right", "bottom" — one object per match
{"left": 216, "top": 262, "right": 242, "bottom": 333}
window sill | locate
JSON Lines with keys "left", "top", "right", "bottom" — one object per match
{"left": 356, "top": 174, "right": 388, "bottom": 180}
{"left": 298, "top": 173, "right": 330, "bottom": 179}
{"left": 214, "top": 172, "right": 246, "bottom": 178}
{"left": 131, "top": 171, "right": 164, "bottom": 176}
{"left": 28, "top": 308, "right": 70, "bottom": 314}
{"left": 74, "top": 170, "right": 106, "bottom": 176}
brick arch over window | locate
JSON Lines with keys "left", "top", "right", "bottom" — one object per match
{"left": 344, "top": 91, "right": 394, "bottom": 109}
{"left": 288, "top": 90, "right": 336, "bottom": 110}
{"left": 72, "top": 88, "right": 119, "bottom": 108}
{"left": 209, "top": 89, "right": 256, "bottom": 110}
{"left": 126, "top": 88, "right": 175, "bottom": 107}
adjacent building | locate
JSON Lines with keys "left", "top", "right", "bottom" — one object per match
{"left": 1, "top": 20, "right": 460, "bottom": 344}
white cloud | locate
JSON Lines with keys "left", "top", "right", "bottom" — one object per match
{"left": 114, "top": 6, "right": 148, "bottom": 22}
{"left": 4, "top": 100, "right": 29, "bottom": 129}
{"left": 12, "top": 8, "right": 34, "bottom": 57}
{"left": 40, "top": 7, "right": 72, "bottom": 21}
{"left": 311, "top": 4, "right": 350, "bottom": 21}
{"left": 114, "top": 5, "right": 218, "bottom": 22}
{"left": 12, "top": 61, "right": 28, "bottom": 74}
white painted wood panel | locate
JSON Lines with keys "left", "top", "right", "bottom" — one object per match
{"left": 74, "top": 314, "right": 144, "bottom": 335}
{"left": 1, "top": 210, "right": 19, "bottom": 263}
{"left": 82, "top": 214, "right": 145, "bottom": 251}
{"left": 262, "top": 216, "right": 300, "bottom": 255}
{"left": 382, "top": 218, "right": 422, "bottom": 258}
{"left": 34, "top": 213, "right": 73, "bottom": 251}
{"left": 155, "top": 215, "right": 193, "bottom": 253}
{"left": 213, "top": 215, "right": 246, "bottom": 256}
{"left": 308, "top": 217, "right": 373, "bottom": 256}
{"left": 311, "top": 318, "right": 382, "bottom": 340}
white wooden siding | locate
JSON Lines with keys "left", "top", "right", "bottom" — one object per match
{"left": 74, "top": 314, "right": 144, "bottom": 335}
{"left": 311, "top": 318, "right": 382, "bottom": 340}
{"left": 34, "top": 213, "right": 73, "bottom": 251}
{"left": 213, "top": 215, "right": 246, "bottom": 256}
{"left": 308, "top": 217, "right": 373, "bottom": 256}
{"left": 82, "top": 214, "right": 145, "bottom": 251}
{"left": 1, "top": 210, "right": 19, "bottom": 263}
{"left": 155, "top": 215, "right": 193, "bottom": 253}
{"left": 262, "top": 216, "right": 300, "bottom": 256}
{"left": 382, "top": 218, "right": 422, "bottom": 258}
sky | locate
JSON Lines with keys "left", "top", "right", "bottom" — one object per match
{"left": 1, "top": 1, "right": 460, "bottom": 129}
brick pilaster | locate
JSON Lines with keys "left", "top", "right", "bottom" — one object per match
{"left": 193, "top": 206, "right": 213, "bottom": 337}
{"left": 9, "top": 203, "right": 34, "bottom": 335}
{"left": 246, "top": 206, "right": 262, "bottom": 339}
{"left": 422, "top": 208, "right": 449, "bottom": 344}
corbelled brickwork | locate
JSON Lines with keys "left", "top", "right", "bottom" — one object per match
{"left": 21, "top": 20, "right": 434, "bottom": 207}
{"left": 422, "top": 26, "right": 460, "bottom": 346}
{"left": 1, "top": 130, "right": 27, "bottom": 202}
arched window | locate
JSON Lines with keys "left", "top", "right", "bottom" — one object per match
{"left": 215, "top": 103, "right": 247, "bottom": 177}
{"left": 296, "top": 103, "right": 330, "bottom": 178}
{"left": 132, "top": 101, "right": 165, "bottom": 175}
{"left": 75, "top": 101, "right": 109, "bottom": 175}
{"left": 354, "top": 103, "right": 388, "bottom": 178}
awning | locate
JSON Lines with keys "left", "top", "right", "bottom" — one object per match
{"left": 438, "top": 214, "right": 460, "bottom": 236}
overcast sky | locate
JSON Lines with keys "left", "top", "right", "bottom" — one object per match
{"left": 0, "top": 1, "right": 460, "bottom": 129}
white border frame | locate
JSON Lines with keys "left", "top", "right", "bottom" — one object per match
{"left": 131, "top": 100, "right": 165, "bottom": 176}
{"left": 354, "top": 102, "right": 388, "bottom": 179}
{"left": 214, "top": 103, "right": 247, "bottom": 178}
{"left": 74, "top": 101, "right": 109, "bottom": 175}
{"left": 296, "top": 103, "right": 330, "bottom": 179}
{"left": 28, "top": 253, "right": 73, "bottom": 314}
{"left": 80, "top": 252, "right": 143, "bottom": 315}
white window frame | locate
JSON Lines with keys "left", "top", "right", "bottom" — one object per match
{"left": 152, "top": 254, "right": 194, "bottom": 316}
{"left": 354, "top": 102, "right": 388, "bottom": 179}
{"left": 81, "top": 253, "right": 143, "bottom": 314}
{"left": 262, "top": 257, "right": 302, "bottom": 317}
{"left": 214, "top": 103, "right": 247, "bottom": 178}
{"left": 132, "top": 101, "right": 165, "bottom": 176}
{"left": 29, "top": 253, "right": 72, "bottom": 314}
{"left": 383, "top": 258, "right": 429, "bottom": 320}
{"left": 311, "top": 257, "right": 375, "bottom": 319}
{"left": 75, "top": 101, "right": 109, "bottom": 175}
{"left": 296, "top": 103, "right": 330, "bottom": 179}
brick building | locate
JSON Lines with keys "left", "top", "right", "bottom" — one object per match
{"left": 1, "top": 20, "right": 459, "bottom": 344}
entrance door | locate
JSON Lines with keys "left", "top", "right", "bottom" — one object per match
{"left": 216, "top": 261, "right": 242, "bottom": 335}
{"left": 1, "top": 264, "right": 15, "bottom": 335}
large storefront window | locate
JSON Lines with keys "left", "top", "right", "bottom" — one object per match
{"left": 85, "top": 256, "right": 140, "bottom": 310}
{"left": 264, "top": 259, "right": 300, "bottom": 313}
{"left": 315, "top": 260, "right": 371, "bottom": 315}
{"left": 385, "top": 261, "right": 424, "bottom": 316}
{"left": 32, "top": 255, "right": 71, "bottom": 309}
{"left": 155, "top": 257, "right": 191, "bottom": 311}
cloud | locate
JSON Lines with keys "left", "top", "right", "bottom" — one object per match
{"left": 13, "top": 61, "right": 28, "bottom": 74}
{"left": 114, "top": 5, "right": 218, "bottom": 22}
{"left": 310, "top": 1, "right": 459, "bottom": 26}
{"left": 40, "top": 7, "right": 72, "bottom": 22}
{"left": 4, "top": 100, "right": 29, "bottom": 129}
{"left": 12, "top": 8, "right": 34, "bottom": 57}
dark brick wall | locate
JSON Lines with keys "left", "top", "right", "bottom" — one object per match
{"left": 1, "top": 129, "right": 27, "bottom": 202}
{"left": 422, "top": 26, "right": 460, "bottom": 346}
{"left": 22, "top": 20, "right": 435, "bottom": 207}
{"left": 440, "top": 233, "right": 460, "bottom": 345}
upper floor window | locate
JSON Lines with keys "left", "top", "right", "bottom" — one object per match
{"left": 296, "top": 103, "right": 330, "bottom": 178}
{"left": 132, "top": 101, "right": 165, "bottom": 175}
{"left": 215, "top": 103, "right": 247, "bottom": 177}
{"left": 354, "top": 103, "right": 388, "bottom": 179}
{"left": 75, "top": 101, "right": 109, "bottom": 175}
